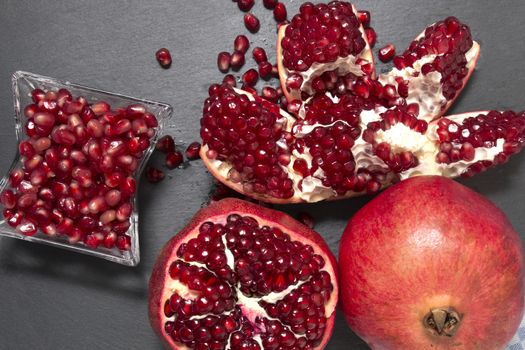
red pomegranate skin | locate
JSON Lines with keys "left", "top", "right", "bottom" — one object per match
{"left": 339, "top": 176, "right": 524, "bottom": 350}
{"left": 148, "top": 198, "right": 338, "bottom": 350}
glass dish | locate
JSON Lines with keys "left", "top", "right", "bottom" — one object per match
{"left": 0, "top": 71, "right": 172, "bottom": 266}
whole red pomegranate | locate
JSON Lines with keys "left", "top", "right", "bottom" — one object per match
{"left": 149, "top": 198, "right": 338, "bottom": 350}
{"left": 339, "top": 176, "right": 524, "bottom": 349}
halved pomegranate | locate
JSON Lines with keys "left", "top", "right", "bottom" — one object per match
{"left": 148, "top": 198, "right": 338, "bottom": 350}
{"left": 276, "top": 1, "right": 375, "bottom": 103}
{"left": 339, "top": 176, "right": 524, "bottom": 349}
{"left": 199, "top": 84, "right": 525, "bottom": 203}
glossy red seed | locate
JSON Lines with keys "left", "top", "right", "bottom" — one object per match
{"left": 217, "top": 52, "right": 231, "bottom": 73}
{"left": 230, "top": 51, "right": 245, "bottom": 70}
{"left": 258, "top": 62, "right": 273, "bottom": 78}
{"left": 116, "top": 235, "right": 131, "bottom": 251}
{"left": 237, "top": 0, "right": 254, "bottom": 12}
{"left": 244, "top": 13, "right": 260, "bottom": 33}
{"left": 222, "top": 74, "right": 237, "bottom": 87}
{"left": 357, "top": 10, "right": 371, "bottom": 28}
{"left": 252, "top": 47, "right": 268, "bottom": 64}
{"left": 156, "top": 48, "right": 172, "bottom": 69}
{"left": 186, "top": 142, "right": 201, "bottom": 160}
{"left": 365, "top": 28, "right": 377, "bottom": 48}
{"left": 242, "top": 69, "right": 259, "bottom": 87}
{"left": 156, "top": 135, "right": 176, "bottom": 153}
{"left": 234, "top": 35, "right": 250, "bottom": 54}
{"left": 146, "top": 166, "right": 165, "bottom": 183}
{"left": 378, "top": 43, "right": 396, "bottom": 62}
{"left": 166, "top": 150, "right": 184, "bottom": 169}
{"left": 263, "top": 0, "right": 278, "bottom": 9}
{"left": 273, "top": 2, "right": 287, "bottom": 22}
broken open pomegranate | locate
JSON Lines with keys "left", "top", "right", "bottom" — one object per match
{"left": 0, "top": 71, "right": 172, "bottom": 265}
{"left": 199, "top": 2, "right": 524, "bottom": 204}
{"left": 149, "top": 198, "right": 338, "bottom": 350}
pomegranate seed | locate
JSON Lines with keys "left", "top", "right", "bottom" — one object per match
{"left": 116, "top": 235, "right": 131, "bottom": 251}
{"left": 297, "top": 212, "right": 315, "bottom": 229}
{"left": 244, "top": 13, "right": 260, "bottom": 33}
{"left": 91, "top": 101, "right": 110, "bottom": 116}
{"left": 261, "top": 87, "right": 278, "bottom": 103}
{"left": 357, "top": 10, "right": 371, "bottom": 28}
{"left": 222, "top": 74, "right": 237, "bottom": 87}
{"left": 273, "top": 2, "right": 287, "bottom": 22}
{"left": 230, "top": 51, "right": 246, "bottom": 70}
{"left": 19, "top": 141, "right": 36, "bottom": 158}
{"left": 252, "top": 47, "right": 268, "bottom": 64}
{"left": 365, "top": 28, "right": 377, "bottom": 48}
{"left": 155, "top": 48, "right": 172, "bottom": 68}
{"left": 237, "top": 0, "right": 254, "bottom": 12}
{"left": 242, "top": 69, "right": 259, "bottom": 87}
{"left": 186, "top": 142, "right": 201, "bottom": 160}
{"left": 263, "top": 0, "right": 278, "bottom": 9}
{"left": 157, "top": 135, "right": 176, "bottom": 153}
{"left": 378, "top": 43, "right": 396, "bottom": 62}
{"left": 217, "top": 52, "right": 231, "bottom": 73}
{"left": 258, "top": 62, "right": 273, "bottom": 78}
{"left": 166, "top": 150, "right": 184, "bottom": 169}
{"left": 17, "top": 219, "right": 37, "bottom": 236}
{"left": 1, "top": 190, "right": 16, "bottom": 209}
{"left": 234, "top": 35, "right": 250, "bottom": 54}
{"left": 146, "top": 166, "right": 165, "bottom": 183}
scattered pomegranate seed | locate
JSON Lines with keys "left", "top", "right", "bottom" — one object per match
{"left": 242, "top": 69, "right": 259, "bottom": 87}
{"left": 258, "top": 61, "right": 273, "bottom": 79}
{"left": 156, "top": 135, "right": 176, "bottom": 153}
{"left": 273, "top": 2, "right": 287, "bottom": 22}
{"left": 365, "top": 28, "right": 377, "bottom": 48}
{"left": 230, "top": 51, "right": 246, "bottom": 70}
{"left": 155, "top": 48, "right": 172, "bottom": 69}
{"left": 217, "top": 52, "right": 231, "bottom": 73}
{"left": 378, "top": 43, "right": 396, "bottom": 62}
{"left": 263, "top": 0, "right": 278, "bottom": 9}
{"left": 166, "top": 150, "right": 184, "bottom": 169}
{"left": 146, "top": 166, "right": 165, "bottom": 183}
{"left": 222, "top": 74, "right": 237, "bottom": 87}
{"left": 234, "top": 35, "right": 250, "bottom": 54}
{"left": 357, "top": 10, "right": 371, "bottom": 28}
{"left": 185, "top": 142, "right": 201, "bottom": 160}
{"left": 244, "top": 13, "right": 260, "bottom": 33}
{"left": 237, "top": 0, "right": 254, "bottom": 12}
{"left": 252, "top": 47, "right": 268, "bottom": 64}
{"left": 297, "top": 212, "right": 315, "bottom": 228}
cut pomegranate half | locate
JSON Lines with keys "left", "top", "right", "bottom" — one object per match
{"left": 148, "top": 198, "right": 338, "bottom": 350}
{"left": 199, "top": 85, "right": 525, "bottom": 203}
{"left": 276, "top": 1, "right": 375, "bottom": 103}
{"left": 379, "top": 16, "right": 480, "bottom": 122}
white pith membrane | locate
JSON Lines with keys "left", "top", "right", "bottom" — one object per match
{"left": 277, "top": 3, "right": 375, "bottom": 102}
{"left": 160, "top": 214, "right": 338, "bottom": 349}
{"left": 378, "top": 32, "right": 480, "bottom": 122}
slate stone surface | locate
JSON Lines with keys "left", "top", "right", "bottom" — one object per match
{"left": 0, "top": 1, "right": 524, "bottom": 349}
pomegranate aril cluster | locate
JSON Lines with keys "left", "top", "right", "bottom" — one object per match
{"left": 436, "top": 111, "right": 525, "bottom": 168}
{"left": 164, "top": 214, "right": 333, "bottom": 349}
{"left": 280, "top": 1, "right": 366, "bottom": 71}
{"left": 1, "top": 88, "right": 159, "bottom": 250}
{"left": 395, "top": 16, "right": 473, "bottom": 100}
{"left": 363, "top": 107, "right": 427, "bottom": 173}
{"left": 201, "top": 85, "right": 294, "bottom": 199}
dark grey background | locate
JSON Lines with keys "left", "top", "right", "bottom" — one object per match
{"left": 0, "top": 0, "right": 524, "bottom": 349}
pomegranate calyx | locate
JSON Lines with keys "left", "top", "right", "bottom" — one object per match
{"left": 423, "top": 307, "right": 462, "bottom": 337}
